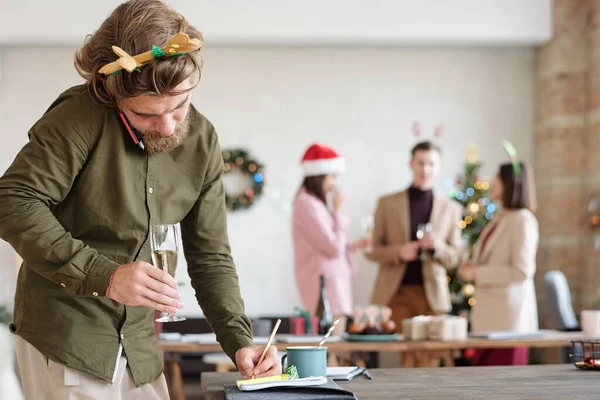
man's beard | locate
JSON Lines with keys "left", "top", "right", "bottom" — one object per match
{"left": 140, "top": 113, "right": 190, "bottom": 154}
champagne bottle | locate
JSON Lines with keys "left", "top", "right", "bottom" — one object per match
{"left": 316, "top": 275, "right": 333, "bottom": 335}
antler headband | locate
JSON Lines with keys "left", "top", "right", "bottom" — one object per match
{"left": 98, "top": 33, "right": 202, "bottom": 76}
{"left": 502, "top": 140, "right": 521, "bottom": 181}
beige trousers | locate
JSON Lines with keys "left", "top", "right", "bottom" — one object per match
{"left": 15, "top": 336, "right": 170, "bottom": 400}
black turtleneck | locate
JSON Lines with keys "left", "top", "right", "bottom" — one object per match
{"left": 401, "top": 186, "right": 434, "bottom": 286}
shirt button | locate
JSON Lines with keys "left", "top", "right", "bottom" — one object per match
{"left": 148, "top": 188, "right": 154, "bottom": 194}
{"left": 60, "top": 283, "right": 66, "bottom": 288}
{"left": 120, "top": 334, "right": 125, "bottom": 340}
{"left": 92, "top": 292, "right": 98, "bottom": 297}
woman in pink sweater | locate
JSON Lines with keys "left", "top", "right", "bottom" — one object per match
{"left": 292, "top": 143, "right": 368, "bottom": 331}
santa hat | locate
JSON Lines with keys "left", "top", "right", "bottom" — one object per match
{"left": 301, "top": 143, "right": 346, "bottom": 177}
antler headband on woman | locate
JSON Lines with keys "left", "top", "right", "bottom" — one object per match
{"left": 502, "top": 140, "right": 521, "bottom": 181}
{"left": 98, "top": 32, "right": 203, "bottom": 76}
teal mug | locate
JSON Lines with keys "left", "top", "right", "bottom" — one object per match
{"left": 281, "top": 346, "right": 327, "bottom": 378}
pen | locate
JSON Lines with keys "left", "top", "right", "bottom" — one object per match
{"left": 362, "top": 369, "right": 373, "bottom": 380}
{"left": 117, "top": 111, "right": 146, "bottom": 151}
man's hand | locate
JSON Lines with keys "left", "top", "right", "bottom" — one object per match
{"left": 351, "top": 237, "right": 372, "bottom": 252}
{"left": 398, "top": 242, "right": 420, "bottom": 262}
{"left": 106, "top": 261, "right": 183, "bottom": 314}
{"left": 418, "top": 231, "right": 436, "bottom": 250}
{"left": 235, "top": 345, "right": 281, "bottom": 379}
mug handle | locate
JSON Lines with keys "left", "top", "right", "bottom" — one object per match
{"left": 281, "top": 354, "right": 287, "bottom": 371}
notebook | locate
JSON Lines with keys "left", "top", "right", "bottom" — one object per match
{"left": 326, "top": 367, "right": 363, "bottom": 381}
{"left": 225, "top": 378, "right": 357, "bottom": 400}
{"left": 236, "top": 376, "right": 327, "bottom": 391}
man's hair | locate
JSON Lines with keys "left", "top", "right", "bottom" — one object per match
{"left": 74, "top": 0, "right": 203, "bottom": 107}
{"left": 410, "top": 141, "right": 441, "bottom": 158}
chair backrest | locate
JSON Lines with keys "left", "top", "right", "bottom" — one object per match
{"left": 544, "top": 270, "right": 580, "bottom": 331}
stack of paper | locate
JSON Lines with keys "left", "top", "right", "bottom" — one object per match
{"left": 326, "top": 367, "right": 363, "bottom": 381}
{"left": 469, "top": 330, "right": 548, "bottom": 340}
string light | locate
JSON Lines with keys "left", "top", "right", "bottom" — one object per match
{"left": 468, "top": 298, "right": 476, "bottom": 306}
{"left": 481, "top": 181, "right": 490, "bottom": 190}
{"left": 465, "top": 216, "right": 473, "bottom": 224}
{"left": 459, "top": 221, "right": 467, "bottom": 229}
{"left": 461, "top": 283, "right": 475, "bottom": 297}
{"left": 469, "top": 203, "right": 480, "bottom": 213}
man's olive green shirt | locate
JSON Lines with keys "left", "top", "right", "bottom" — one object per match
{"left": 0, "top": 85, "right": 253, "bottom": 385}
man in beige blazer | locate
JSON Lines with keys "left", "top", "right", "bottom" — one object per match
{"left": 366, "top": 141, "right": 463, "bottom": 338}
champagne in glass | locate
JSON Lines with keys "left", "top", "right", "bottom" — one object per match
{"left": 461, "top": 234, "right": 471, "bottom": 263}
{"left": 361, "top": 215, "right": 374, "bottom": 252}
{"left": 150, "top": 224, "right": 185, "bottom": 323}
{"left": 416, "top": 223, "right": 433, "bottom": 261}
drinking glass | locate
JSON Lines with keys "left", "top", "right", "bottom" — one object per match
{"left": 416, "top": 223, "right": 433, "bottom": 261}
{"left": 150, "top": 224, "right": 185, "bottom": 323}
{"left": 461, "top": 234, "right": 472, "bottom": 263}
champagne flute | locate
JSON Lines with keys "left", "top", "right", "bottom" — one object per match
{"left": 461, "top": 234, "right": 471, "bottom": 263}
{"left": 150, "top": 224, "right": 186, "bottom": 323}
{"left": 416, "top": 223, "right": 433, "bottom": 261}
{"left": 361, "top": 215, "right": 374, "bottom": 252}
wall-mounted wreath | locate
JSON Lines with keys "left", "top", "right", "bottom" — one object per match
{"left": 222, "top": 148, "right": 265, "bottom": 211}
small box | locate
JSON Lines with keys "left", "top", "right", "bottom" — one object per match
{"left": 402, "top": 315, "right": 432, "bottom": 340}
{"left": 426, "top": 315, "right": 468, "bottom": 341}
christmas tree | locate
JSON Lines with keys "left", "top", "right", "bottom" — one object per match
{"left": 447, "top": 145, "right": 497, "bottom": 319}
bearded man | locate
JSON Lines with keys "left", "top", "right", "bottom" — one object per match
{"left": 0, "top": 1, "right": 280, "bottom": 398}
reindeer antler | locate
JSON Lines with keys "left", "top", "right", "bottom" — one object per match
{"left": 99, "top": 32, "right": 203, "bottom": 75}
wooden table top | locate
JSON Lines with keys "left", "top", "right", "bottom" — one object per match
{"left": 201, "top": 364, "right": 598, "bottom": 400}
{"left": 160, "top": 331, "right": 583, "bottom": 353}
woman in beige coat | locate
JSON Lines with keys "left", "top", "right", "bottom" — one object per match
{"left": 459, "top": 161, "right": 538, "bottom": 366}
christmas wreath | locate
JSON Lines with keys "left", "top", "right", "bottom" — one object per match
{"left": 222, "top": 148, "right": 265, "bottom": 211}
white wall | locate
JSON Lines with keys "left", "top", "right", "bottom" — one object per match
{"left": 0, "top": 46, "right": 535, "bottom": 317}
{"left": 0, "top": 0, "right": 552, "bottom": 46}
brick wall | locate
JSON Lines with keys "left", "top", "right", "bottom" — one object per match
{"left": 535, "top": 0, "right": 600, "bottom": 326}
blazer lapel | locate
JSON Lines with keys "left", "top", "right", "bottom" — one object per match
{"left": 430, "top": 193, "right": 444, "bottom": 231}
{"left": 475, "top": 216, "right": 507, "bottom": 264}
{"left": 396, "top": 190, "right": 410, "bottom": 242}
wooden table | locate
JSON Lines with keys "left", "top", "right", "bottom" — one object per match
{"left": 161, "top": 331, "right": 584, "bottom": 400}
{"left": 201, "top": 364, "right": 598, "bottom": 399}
{"left": 160, "top": 331, "right": 582, "bottom": 353}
